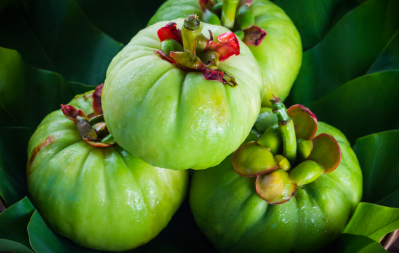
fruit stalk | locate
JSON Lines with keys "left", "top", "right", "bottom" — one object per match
{"left": 222, "top": 0, "right": 239, "bottom": 29}
{"left": 270, "top": 96, "right": 297, "bottom": 164}
{"left": 181, "top": 14, "right": 202, "bottom": 54}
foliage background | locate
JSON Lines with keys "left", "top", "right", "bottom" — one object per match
{"left": 0, "top": 0, "right": 399, "bottom": 252}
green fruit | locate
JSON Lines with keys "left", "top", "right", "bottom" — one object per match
{"left": 149, "top": 0, "right": 302, "bottom": 107}
{"left": 27, "top": 91, "right": 188, "bottom": 251}
{"left": 103, "top": 19, "right": 264, "bottom": 170}
{"left": 189, "top": 122, "right": 362, "bottom": 253}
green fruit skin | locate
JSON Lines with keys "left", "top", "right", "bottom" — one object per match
{"left": 189, "top": 122, "right": 362, "bottom": 253}
{"left": 148, "top": 0, "right": 302, "bottom": 107}
{"left": 102, "top": 19, "right": 264, "bottom": 170}
{"left": 27, "top": 91, "right": 189, "bottom": 252}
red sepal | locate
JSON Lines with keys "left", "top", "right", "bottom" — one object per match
{"left": 243, "top": 26, "right": 266, "bottom": 46}
{"left": 207, "top": 32, "right": 240, "bottom": 61}
{"left": 61, "top": 104, "right": 87, "bottom": 122}
{"left": 157, "top": 22, "right": 182, "bottom": 43}
{"left": 199, "top": 0, "right": 214, "bottom": 11}
{"left": 92, "top": 83, "right": 103, "bottom": 116}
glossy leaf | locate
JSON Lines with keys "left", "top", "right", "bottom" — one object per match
{"left": 76, "top": 0, "right": 166, "bottom": 44}
{"left": 289, "top": 0, "right": 399, "bottom": 104}
{"left": 0, "top": 46, "right": 91, "bottom": 131}
{"left": 0, "top": 197, "right": 35, "bottom": 253}
{"left": 287, "top": 104, "right": 318, "bottom": 140}
{"left": 307, "top": 133, "right": 341, "bottom": 173}
{"left": 329, "top": 234, "right": 388, "bottom": 253}
{"left": 233, "top": 141, "right": 278, "bottom": 177}
{"left": 0, "top": 0, "right": 123, "bottom": 86}
{"left": 0, "top": 127, "right": 30, "bottom": 207}
{"left": 353, "top": 130, "right": 399, "bottom": 208}
{"left": 367, "top": 30, "right": 399, "bottom": 74}
{"left": 344, "top": 202, "right": 399, "bottom": 242}
{"left": 274, "top": 0, "right": 345, "bottom": 50}
{"left": 307, "top": 70, "right": 399, "bottom": 145}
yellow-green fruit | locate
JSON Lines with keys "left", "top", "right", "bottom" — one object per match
{"left": 27, "top": 91, "right": 188, "bottom": 251}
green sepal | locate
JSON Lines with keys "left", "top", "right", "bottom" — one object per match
{"left": 289, "top": 160, "right": 323, "bottom": 186}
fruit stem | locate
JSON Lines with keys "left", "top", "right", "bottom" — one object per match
{"left": 222, "top": 0, "right": 239, "bottom": 29}
{"left": 270, "top": 96, "right": 297, "bottom": 165}
{"left": 182, "top": 15, "right": 202, "bottom": 54}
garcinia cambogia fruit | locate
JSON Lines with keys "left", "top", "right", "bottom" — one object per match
{"left": 27, "top": 88, "right": 188, "bottom": 251}
{"left": 102, "top": 17, "right": 264, "bottom": 170}
{"left": 189, "top": 98, "right": 362, "bottom": 253}
{"left": 149, "top": 0, "right": 302, "bottom": 107}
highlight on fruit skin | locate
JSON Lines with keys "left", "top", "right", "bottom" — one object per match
{"left": 155, "top": 15, "right": 240, "bottom": 87}
{"left": 232, "top": 96, "right": 342, "bottom": 204}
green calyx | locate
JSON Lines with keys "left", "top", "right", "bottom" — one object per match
{"left": 233, "top": 97, "right": 343, "bottom": 205}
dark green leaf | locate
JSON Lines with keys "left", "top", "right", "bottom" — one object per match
{"left": 76, "top": 0, "right": 166, "bottom": 44}
{"left": 329, "top": 234, "right": 387, "bottom": 253}
{"left": 289, "top": 0, "right": 399, "bottom": 104}
{"left": 368, "top": 30, "right": 399, "bottom": 74}
{"left": 353, "top": 130, "right": 399, "bottom": 207}
{"left": 274, "top": 0, "right": 345, "bottom": 50}
{"left": 0, "top": 127, "right": 30, "bottom": 207}
{"left": 0, "top": 0, "right": 123, "bottom": 86}
{"left": 306, "top": 70, "right": 399, "bottom": 145}
{"left": 0, "top": 46, "right": 91, "bottom": 131}
{"left": 344, "top": 202, "right": 399, "bottom": 242}
{"left": 28, "top": 211, "right": 68, "bottom": 253}
{"left": 0, "top": 197, "right": 35, "bottom": 253}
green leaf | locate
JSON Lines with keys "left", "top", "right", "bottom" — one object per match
{"left": 274, "top": 0, "right": 345, "bottom": 50}
{"left": 0, "top": 46, "right": 91, "bottom": 131}
{"left": 368, "top": 30, "right": 399, "bottom": 74}
{"left": 329, "top": 234, "right": 388, "bottom": 253}
{"left": 76, "top": 0, "right": 166, "bottom": 44}
{"left": 0, "top": 197, "right": 35, "bottom": 253}
{"left": 306, "top": 70, "right": 399, "bottom": 145}
{"left": 353, "top": 130, "right": 399, "bottom": 207}
{"left": 0, "top": 127, "right": 30, "bottom": 207}
{"left": 28, "top": 211, "right": 68, "bottom": 253}
{"left": 0, "top": 0, "right": 123, "bottom": 86}
{"left": 344, "top": 202, "right": 399, "bottom": 242}
{"left": 289, "top": 0, "right": 399, "bottom": 104}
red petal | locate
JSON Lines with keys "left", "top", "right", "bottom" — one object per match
{"left": 202, "top": 68, "right": 228, "bottom": 84}
{"left": 61, "top": 104, "right": 87, "bottom": 122}
{"left": 199, "top": 0, "right": 214, "bottom": 11}
{"left": 92, "top": 83, "right": 103, "bottom": 116}
{"left": 207, "top": 32, "right": 240, "bottom": 61}
{"left": 243, "top": 26, "right": 266, "bottom": 46}
{"left": 157, "top": 22, "right": 182, "bottom": 43}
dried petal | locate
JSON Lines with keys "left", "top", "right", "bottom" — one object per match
{"left": 308, "top": 133, "right": 342, "bottom": 173}
{"left": 243, "top": 26, "right": 266, "bottom": 46}
{"left": 84, "top": 138, "right": 115, "bottom": 148}
{"left": 61, "top": 104, "right": 87, "bottom": 122}
{"left": 287, "top": 104, "right": 318, "bottom": 140}
{"left": 238, "top": 0, "right": 253, "bottom": 8}
{"left": 207, "top": 32, "right": 240, "bottom": 61}
{"left": 199, "top": 0, "right": 214, "bottom": 11}
{"left": 156, "top": 50, "right": 193, "bottom": 71}
{"left": 157, "top": 22, "right": 182, "bottom": 43}
{"left": 92, "top": 83, "right": 103, "bottom": 116}
{"left": 233, "top": 141, "right": 279, "bottom": 177}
